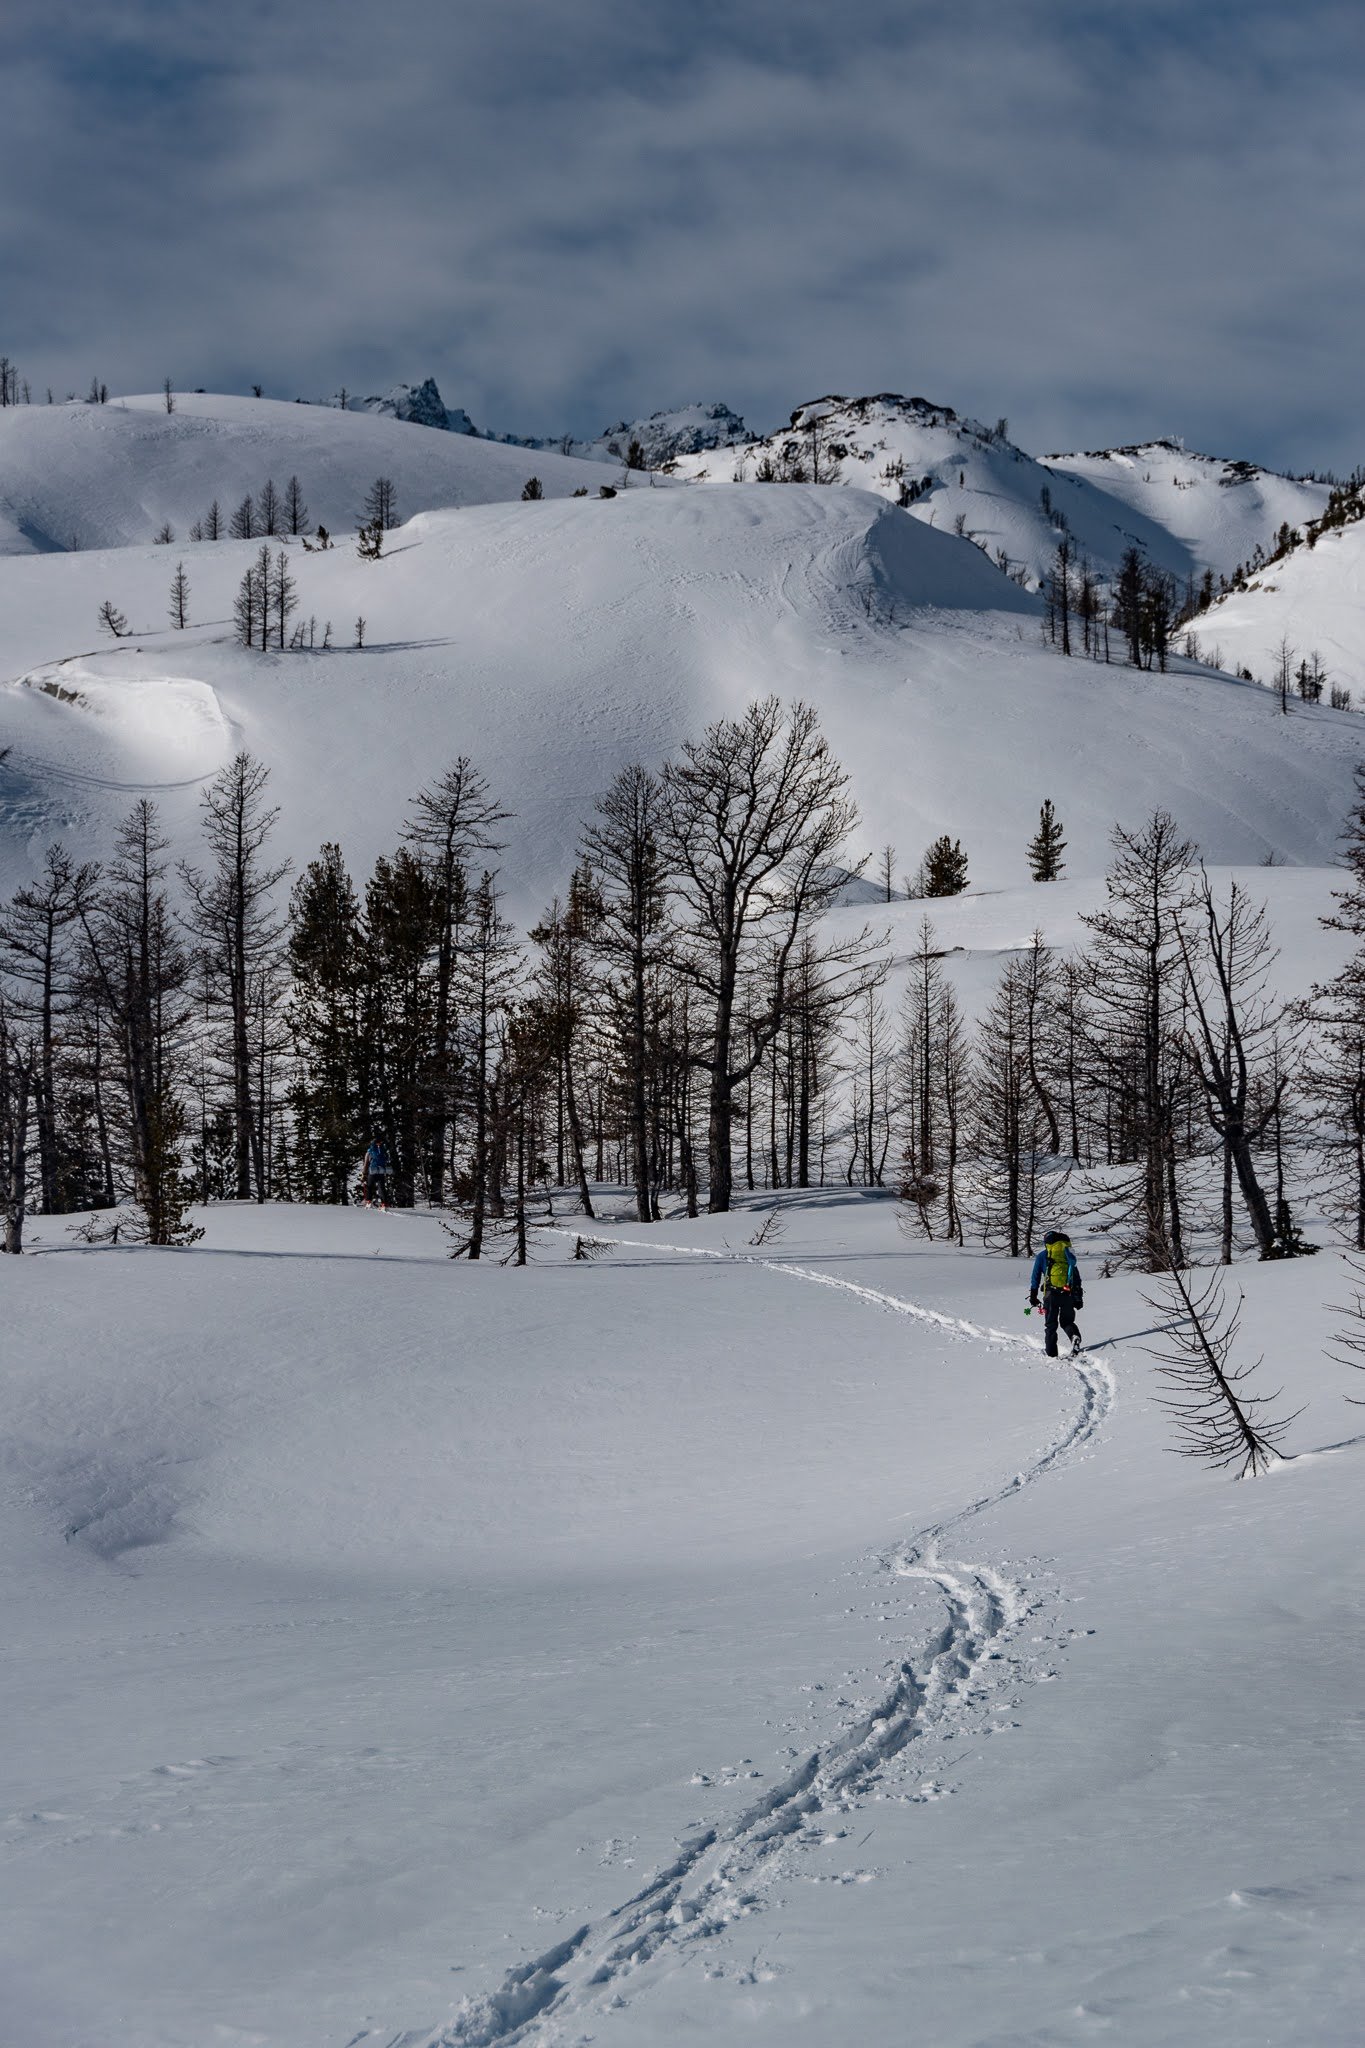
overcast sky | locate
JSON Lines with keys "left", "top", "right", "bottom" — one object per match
{"left": 5, "top": 0, "right": 1363, "bottom": 470}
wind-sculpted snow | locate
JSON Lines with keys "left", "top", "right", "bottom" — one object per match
{"left": 424, "top": 1237, "right": 1114, "bottom": 2047}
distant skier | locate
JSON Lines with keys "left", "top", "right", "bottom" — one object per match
{"left": 363, "top": 1135, "right": 391, "bottom": 1209}
{"left": 1028, "top": 1228, "right": 1084, "bottom": 1357}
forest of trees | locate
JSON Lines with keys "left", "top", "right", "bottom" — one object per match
{"left": 0, "top": 699, "right": 1361, "bottom": 1270}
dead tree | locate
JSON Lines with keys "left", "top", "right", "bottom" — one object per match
{"left": 1327, "top": 1259, "right": 1365, "bottom": 1404}
{"left": 969, "top": 955, "right": 1055, "bottom": 1256}
{"left": 1174, "top": 872, "right": 1298, "bottom": 1260}
{"left": 0, "top": 844, "right": 99, "bottom": 1212}
{"left": 179, "top": 755, "right": 290, "bottom": 1200}
{"left": 1142, "top": 1262, "right": 1297, "bottom": 1475}
{"left": 402, "top": 757, "right": 508, "bottom": 1203}
{"left": 529, "top": 877, "right": 597, "bottom": 1217}
{"left": 1082, "top": 812, "right": 1197, "bottom": 1269}
{"left": 898, "top": 916, "right": 964, "bottom": 1236}
{"left": 0, "top": 998, "right": 35, "bottom": 1252}
{"left": 78, "top": 801, "right": 199, "bottom": 1244}
{"left": 581, "top": 765, "right": 666, "bottom": 1222}
{"left": 457, "top": 872, "right": 521, "bottom": 1259}
{"left": 660, "top": 696, "right": 878, "bottom": 1212}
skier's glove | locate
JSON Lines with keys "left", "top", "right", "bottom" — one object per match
{"left": 1028, "top": 1294, "right": 1039, "bottom": 1309}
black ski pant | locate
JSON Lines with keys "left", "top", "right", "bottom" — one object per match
{"left": 1044, "top": 1289, "right": 1079, "bottom": 1357}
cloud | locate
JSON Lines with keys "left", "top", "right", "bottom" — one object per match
{"left": 4, "top": 0, "right": 1363, "bottom": 469}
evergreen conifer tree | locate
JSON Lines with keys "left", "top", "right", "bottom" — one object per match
{"left": 1028, "top": 799, "right": 1066, "bottom": 881}
{"left": 287, "top": 844, "right": 365, "bottom": 1202}
{"left": 922, "top": 834, "right": 970, "bottom": 896}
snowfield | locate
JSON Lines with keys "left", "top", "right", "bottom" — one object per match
{"left": 3, "top": 1195, "right": 1363, "bottom": 2047}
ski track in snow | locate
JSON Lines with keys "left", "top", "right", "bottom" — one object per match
{"left": 407, "top": 1237, "right": 1116, "bottom": 2048}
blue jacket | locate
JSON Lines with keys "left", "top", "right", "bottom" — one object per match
{"left": 365, "top": 1142, "right": 389, "bottom": 1176}
{"left": 1030, "top": 1240, "right": 1081, "bottom": 1301}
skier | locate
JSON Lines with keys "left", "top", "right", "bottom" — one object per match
{"left": 362, "top": 1134, "right": 391, "bottom": 1209}
{"left": 1028, "top": 1227, "right": 1084, "bottom": 1357}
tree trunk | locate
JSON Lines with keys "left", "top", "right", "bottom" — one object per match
{"left": 563, "top": 1054, "right": 594, "bottom": 1218}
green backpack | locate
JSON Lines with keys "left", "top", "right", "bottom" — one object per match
{"left": 1045, "top": 1235, "right": 1072, "bottom": 1291}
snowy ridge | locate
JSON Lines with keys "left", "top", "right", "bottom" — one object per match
{"left": 1047, "top": 441, "right": 1328, "bottom": 583}
{"left": 421, "top": 1235, "right": 1115, "bottom": 2048}
{"left": 0, "top": 392, "right": 611, "bottom": 557}
{"left": 669, "top": 393, "right": 1302, "bottom": 588}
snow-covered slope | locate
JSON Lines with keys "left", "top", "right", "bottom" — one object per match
{"left": 0, "top": 393, "right": 611, "bottom": 557}
{"left": 672, "top": 395, "right": 1217, "bottom": 589}
{"left": 1188, "top": 513, "right": 1365, "bottom": 702}
{"left": 1048, "top": 440, "right": 1329, "bottom": 583}
{"left": 5, "top": 1193, "right": 1363, "bottom": 2047}
{"left": 1, "top": 483, "right": 1360, "bottom": 918}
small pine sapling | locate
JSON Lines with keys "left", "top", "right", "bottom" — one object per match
{"left": 168, "top": 561, "right": 190, "bottom": 630}
{"left": 356, "top": 518, "right": 383, "bottom": 560}
{"left": 99, "top": 599, "right": 129, "bottom": 637}
{"left": 521, "top": 476, "right": 544, "bottom": 501}
{"left": 354, "top": 617, "right": 366, "bottom": 649}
